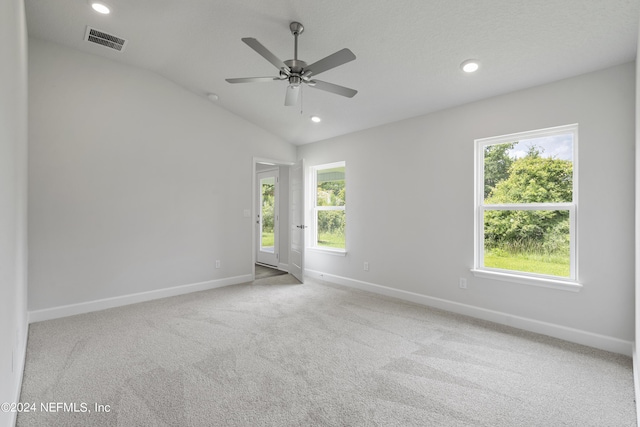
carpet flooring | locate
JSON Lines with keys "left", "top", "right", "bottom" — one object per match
{"left": 18, "top": 275, "right": 636, "bottom": 426}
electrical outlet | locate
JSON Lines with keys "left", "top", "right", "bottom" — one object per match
{"left": 459, "top": 278, "right": 467, "bottom": 289}
{"left": 215, "top": 260, "right": 221, "bottom": 268}
{"left": 364, "top": 262, "right": 369, "bottom": 271}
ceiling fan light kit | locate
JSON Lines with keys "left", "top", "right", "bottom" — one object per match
{"left": 226, "top": 22, "right": 357, "bottom": 107}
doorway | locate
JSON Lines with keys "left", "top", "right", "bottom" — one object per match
{"left": 252, "top": 158, "right": 302, "bottom": 282}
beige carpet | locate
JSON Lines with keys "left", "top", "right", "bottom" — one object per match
{"left": 18, "top": 275, "right": 636, "bottom": 426}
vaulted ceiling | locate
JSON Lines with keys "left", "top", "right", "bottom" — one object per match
{"left": 25, "top": 0, "right": 639, "bottom": 144}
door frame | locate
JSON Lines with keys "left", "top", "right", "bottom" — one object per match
{"left": 252, "top": 157, "right": 295, "bottom": 280}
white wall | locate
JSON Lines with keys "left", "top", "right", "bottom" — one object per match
{"left": 28, "top": 38, "right": 296, "bottom": 312}
{"left": 0, "top": 0, "right": 28, "bottom": 426}
{"left": 299, "top": 63, "right": 635, "bottom": 348}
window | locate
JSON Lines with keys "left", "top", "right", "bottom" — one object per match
{"left": 474, "top": 124, "right": 578, "bottom": 287}
{"left": 311, "top": 162, "right": 346, "bottom": 251}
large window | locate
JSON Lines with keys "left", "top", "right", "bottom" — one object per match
{"left": 312, "top": 162, "right": 346, "bottom": 251}
{"left": 474, "top": 124, "right": 578, "bottom": 285}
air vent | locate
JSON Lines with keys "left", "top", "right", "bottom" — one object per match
{"left": 84, "top": 26, "right": 127, "bottom": 52}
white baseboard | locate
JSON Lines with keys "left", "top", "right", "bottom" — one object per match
{"left": 28, "top": 274, "right": 253, "bottom": 323}
{"left": 306, "top": 269, "right": 633, "bottom": 356}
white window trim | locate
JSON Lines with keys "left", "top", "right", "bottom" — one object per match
{"left": 309, "top": 161, "right": 347, "bottom": 255}
{"left": 473, "top": 124, "right": 580, "bottom": 291}
{"left": 470, "top": 268, "right": 582, "bottom": 292}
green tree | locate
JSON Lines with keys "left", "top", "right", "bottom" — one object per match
{"left": 317, "top": 180, "right": 345, "bottom": 206}
{"left": 486, "top": 151, "right": 572, "bottom": 204}
{"left": 484, "top": 142, "right": 515, "bottom": 199}
{"left": 484, "top": 148, "right": 572, "bottom": 251}
{"left": 261, "top": 183, "right": 275, "bottom": 232}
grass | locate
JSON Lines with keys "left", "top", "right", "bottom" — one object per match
{"left": 484, "top": 248, "right": 570, "bottom": 277}
{"left": 317, "top": 232, "right": 345, "bottom": 249}
{"left": 261, "top": 232, "right": 274, "bottom": 248}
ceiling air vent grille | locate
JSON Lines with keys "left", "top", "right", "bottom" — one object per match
{"left": 84, "top": 27, "right": 127, "bottom": 52}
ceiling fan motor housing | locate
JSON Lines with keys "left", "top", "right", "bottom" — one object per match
{"left": 289, "top": 75, "right": 302, "bottom": 87}
{"left": 283, "top": 58, "right": 307, "bottom": 86}
{"left": 284, "top": 59, "right": 307, "bottom": 73}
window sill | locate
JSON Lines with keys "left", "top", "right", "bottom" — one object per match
{"left": 308, "top": 247, "right": 347, "bottom": 257}
{"left": 470, "top": 269, "right": 582, "bottom": 292}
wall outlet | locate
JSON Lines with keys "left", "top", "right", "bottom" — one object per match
{"left": 215, "top": 260, "right": 221, "bottom": 268}
{"left": 459, "top": 278, "right": 467, "bottom": 289}
{"left": 364, "top": 262, "right": 369, "bottom": 271}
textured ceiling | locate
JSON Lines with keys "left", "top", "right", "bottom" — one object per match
{"left": 25, "top": 0, "right": 639, "bottom": 145}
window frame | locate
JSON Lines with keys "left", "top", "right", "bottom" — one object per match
{"left": 472, "top": 124, "right": 581, "bottom": 291}
{"left": 310, "top": 161, "right": 346, "bottom": 255}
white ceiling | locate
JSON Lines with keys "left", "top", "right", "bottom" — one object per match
{"left": 25, "top": 0, "right": 639, "bottom": 145}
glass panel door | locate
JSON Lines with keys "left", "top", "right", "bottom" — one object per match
{"left": 256, "top": 168, "right": 279, "bottom": 267}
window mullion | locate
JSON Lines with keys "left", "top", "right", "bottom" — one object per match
{"left": 316, "top": 206, "right": 345, "bottom": 211}
{"left": 483, "top": 203, "right": 574, "bottom": 210}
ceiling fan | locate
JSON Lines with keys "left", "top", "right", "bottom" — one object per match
{"left": 226, "top": 22, "right": 357, "bottom": 106}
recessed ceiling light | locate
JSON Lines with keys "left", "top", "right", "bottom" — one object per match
{"left": 91, "top": 2, "right": 111, "bottom": 14}
{"left": 461, "top": 59, "right": 480, "bottom": 73}
{"left": 311, "top": 116, "right": 321, "bottom": 123}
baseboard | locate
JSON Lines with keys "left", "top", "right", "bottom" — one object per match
{"left": 633, "top": 344, "right": 640, "bottom": 426}
{"left": 28, "top": 274, "right": 253, "bottom": 323}
{"left": 306, "top": 269, "right": 633, "bottom": 356}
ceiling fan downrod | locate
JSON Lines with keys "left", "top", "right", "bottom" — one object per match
{"left": 285, "top": 22, "right": 306, "bottom": 87}
{"left": 290, "top": 22, "right": 304, "bottom": 61}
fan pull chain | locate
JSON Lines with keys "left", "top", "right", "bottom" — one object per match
{"left": 300, "top": 86, "right": 304, "bottom": 115}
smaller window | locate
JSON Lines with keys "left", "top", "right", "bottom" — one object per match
{"left": 311, "top": 162, "right": 346, "bottom": 251}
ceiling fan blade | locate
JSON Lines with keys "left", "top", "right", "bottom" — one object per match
{"left": 226, "top": 77, "right": 280, "bottom": 83}
{"left": 306, "top": 48, "right": 356, "bottom": 76}
{"left": 242, "top": 38, "right": 290, "bottom": 72}
{"left": 284, "top": 85, "right": 300, "bottom": 106}
{"left": 308, "top": 80, "right": 357, "bottom": 98}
